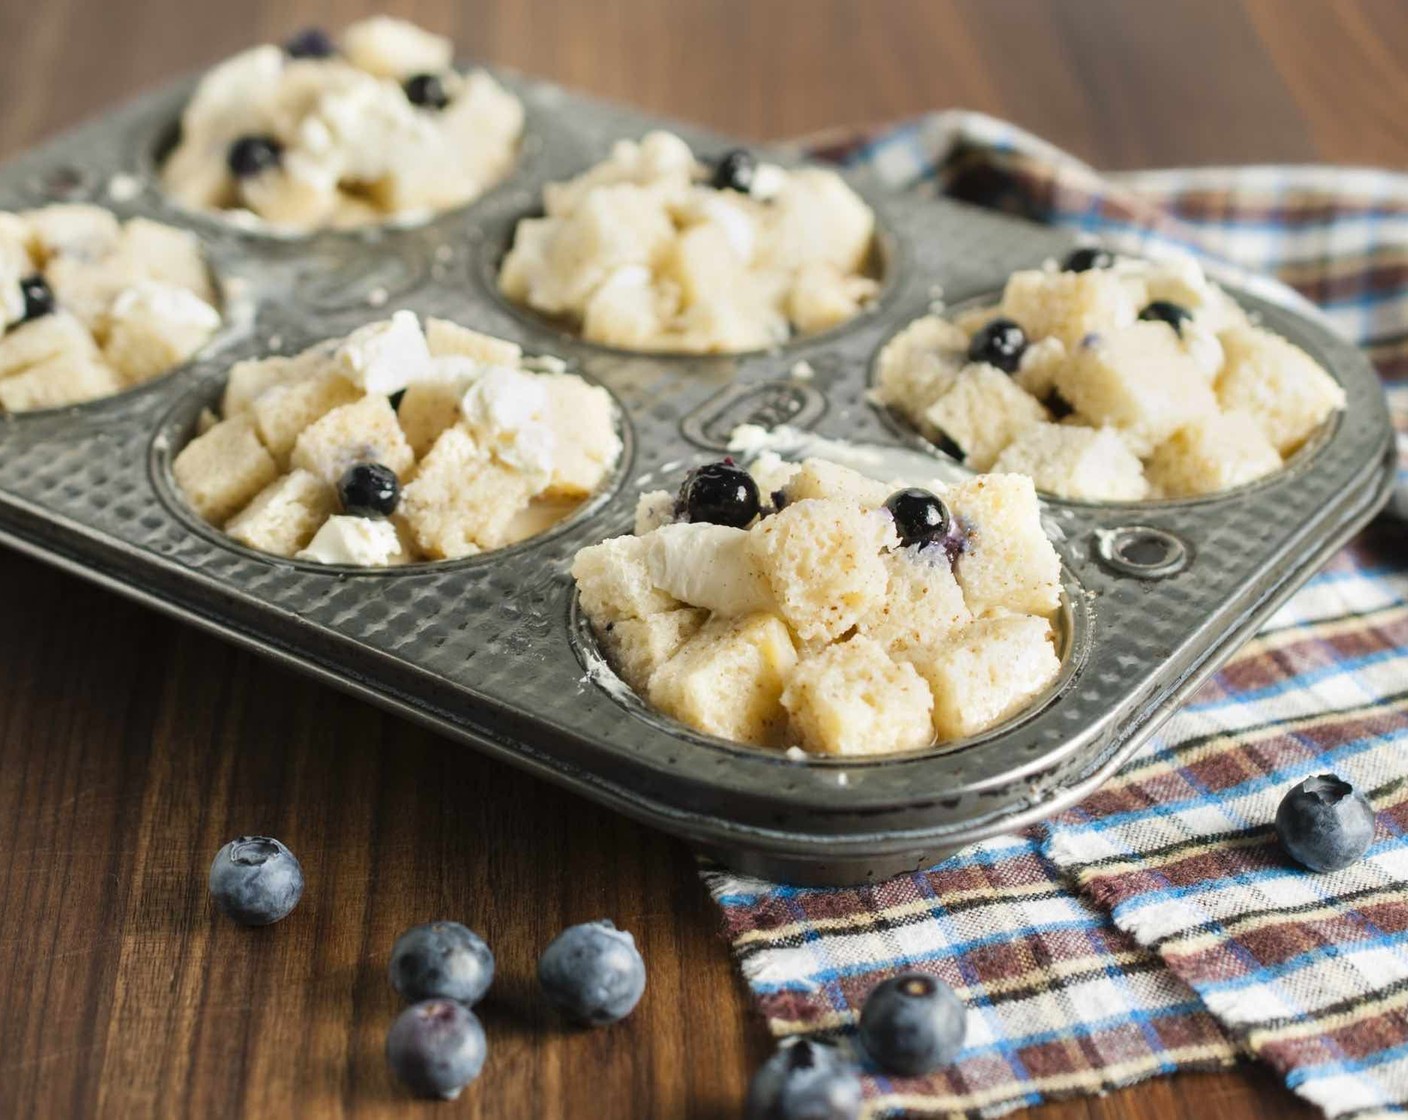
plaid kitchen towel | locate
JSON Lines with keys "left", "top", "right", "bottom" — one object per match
{"left": 705, "top": 111, "right": 1408, "bottom": 1118}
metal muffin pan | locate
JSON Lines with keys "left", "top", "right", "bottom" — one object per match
{"left": 0, "top": 70, "right": 1394, "bottom": 885}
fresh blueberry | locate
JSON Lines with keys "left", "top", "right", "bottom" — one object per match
{"left": 1061, "top": 246, "right": 1114, "bottom": 273}
{"left": 1275, "top": 773, "right": 1375, "bottom": 873}
{"left": 884, "top": 488, "right": 952, "bottom": 549}
{"left": 338, "top": 462, "right": 400, "bottom": 518}
{"left": 284, "top": 27, "right": 336, "bottom": 59}
{"left": 678, "top": 460, "right": 760, "bottom": 528}
{"left": 386, "top": 999, "right": 487, "bottom": 1100}
{"left": 858, "top": 972, "right": 966, "bottom": 1076}
{"left": 1138, "top": 300, "right": 1194, "bottom": 337}
{"left": 389, "top": 921, "right": 495, "bottom": 1006}
{"left": 227, "top": 135, "right": 283, "bottom": 179}
{"left": 745, "top": 1037, "right": 862, "bottom": 1120}
{"left": 208, "top": 836, "right": 304, "bottom": 926}
{"left": 19, "top": 274, "right": 56, "bottom": 322}
{"left": 966, "top": 317, "right": 1027, "bottom": 373}
{"left": 538, "top": 919, "right": 646, "bottom": 1026}
{"left": 711, "top": 149, "right": 757, "bottom": 194}
{"left": 404, "top": 73, "right": 451, "bottom": 110}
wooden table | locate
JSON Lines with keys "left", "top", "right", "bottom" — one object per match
{"left": 1, "top": 2, "right": 1401, "bottom": 1116}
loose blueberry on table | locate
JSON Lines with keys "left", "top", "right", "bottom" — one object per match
{"left": 389, "top": 921, "right": 496, "bottom": 1006}
{"left": 19, "top": 273, "right": 55, "bottom": 323}
{"left": 858, "top": 972, "right": 966, "bottom": 1076}
{"left": 227, "top": 135, "right": 283, "bottom": 179}
{"left": 677, "top": 460, "right": 761, "bottom": 528}
{"left": 208, "top": 836, "right": 304, "bottom": 926}
{"left": 967, "top": 317, "right": 1027, "bottom": 373}
{"left": 1276, "top": 773, "right": 1375, "bottom": 873}
{"left": 1061, "top": 246, "right": 1114, "bottom": 272}
{"left": 338, "top": 461, "right": 401, "bottom": 518}
{"left": 746, "top": 1037, "right": 862, "bottom": 1120}
{"left": 711, "top": 148, "right": 757, "bottom": 194}
{"left": 386, "top": 998, "right": 488, "bottom": 1100}
{"left": 1138, "top": 299, "right": 1194, "bottom": 337}
{"left": 404, "top": 73, "right": 451, "bottom": 111}
{"left": 537, "top": 919, "right": 647, "bottom": 1026}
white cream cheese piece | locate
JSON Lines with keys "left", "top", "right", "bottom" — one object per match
{"left": 334, "top": 309, "right": 432, "bottom": 394}
{"left": 296, "top": 514, "right": 403, "bottom": 565}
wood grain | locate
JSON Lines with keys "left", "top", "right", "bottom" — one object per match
{"left": 0, "top": 2, "right": 1396, "bottom": 1116}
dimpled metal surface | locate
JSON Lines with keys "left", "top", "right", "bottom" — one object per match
{"left": 0, "top": 71, "right": 1393, "bottom": 884}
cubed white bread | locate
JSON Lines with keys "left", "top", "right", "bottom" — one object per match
{"left": 237, "top": 164, "right": 340, "bottom": 229}
{"left": 540, "top": 373, "right": 621, "bottom": 498}
{"left": 1054, "top": 321, "right": 1218, "bottom": 454}
{"left": 992, "top": 422, "right": 1150, "bottom": 502}
{"left": 0, "top": 212, "right": 34, "bottom": 275}
{"left": 922, "top": 363, "right": 1049, "bottom": 470}
{"left": 904, "top": 615, "right": 1061, "bottom": 741}
{"left": 634, "top": 489, "right": 676, "bottom": 535}
{"left": 780, "top": 457, "right": 893, "bottom": 510}
{"left": 1013, "top": 336, "right": 1068, "bottom": 400}
{"left": 874, "top": 314, "right": 968, "bottom": 415}
{"left": 782, "top": 636, "right": 933, "bottom": 756}
{"left": 572, "top": 531, "right": 682, "bottom": 623}
{"left": 424, "top": 317, "right": 523, "bottom": 366}
{"left": 1145, "top": 410, "right": 1283, "bottom": 498}
{"left": 0, "top": 311, "right": 98, "bottom": 378}
{"left": 339, "top": 16, "right": 453, "bottom": 78}
{"left": 948, "top": 473, "right": 1062, "bottom": 617}
{"left": 787, "top": 262, "right": 876, "bottom": 334}
{"left": 251, "top": 372, "right": 361, "bottom": 466}
{"left": 42, "top": 252, "right": 137, "bottom": 331}
{"left": 747, "top": 498, "right": 895, "bottom": 643}
{"left": 22, "top": 204, "right": 121, "bottom": 264}
{"left": 224, "top": 469, "right": 336, "bottom": 557}
{"left": 289, "top": 394, "right": 415, "bottom": 486}
{"left": 643, "top": 522, "right": 775, "bottom": 616}
{"left": 223, "top": 357, "right": 298, "bottom": 417}
{"left": 647, "top": 613, "right": 797, "bottom": 747}
{"left": 580, "top": 267, "right": 669, "bottom": 347}
{"left": 599, "top": 607, "right": 709, "bottom": 693}
{"left": 760, "top": 168, "right": 874, "bottom": 275}
{"left": 398, "top": 425, "right": 535, "bottom": 557}
{"left": 101, "top": 282, "right": 221, "bottom": 384}
{"left": 661, "top": 222, "right": 747, "bottom": 307}
{"left": 397, "top": 380, "right": 465, "bottom": 459}
{"left": 675, "top": 291, "right": 780, "bottom": 353}
{"left": 1215, "top": 325, "right": 1345, "bottom": 455}
{"left": 120, "top": 218, "right": 215, "bottom": 304}
{"left": 172, "top": 415, "right": 279, "bottom": 524}
{"left": 857, "top": 545, "right": 972, "bottom": 653}
{"left": 999, "top": 268, "right": 1143, "bottom": 347}
{"left": 0, "top": 353, "right": 122, "bottom": 412}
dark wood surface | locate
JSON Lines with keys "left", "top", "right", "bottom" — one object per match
{"left": 1, "top": 2, "right": 1401, "bottom": 1116}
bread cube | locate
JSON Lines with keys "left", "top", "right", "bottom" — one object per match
{"left": 599, "top": 607, "right": 709, "bottom": 693}
{"left": 581, "top": 267, "right": 667, "bottom": 347}
{"left": 424, "top": 317, "right": 522, "bottom": 366}
{"left": 397, "top": 380, "right": 466, "bottom": 459}
{"left": 748, "top": 498, "right": 894, "bottom": 643}
{"left": 1145, "top": 410, "right": 1283, "bottom": 498}
{"left": 102, "top": 282, "right": 221, "bottom": 384}
{"left": 121, "top": 217, "right": 215, "bottom": 303}
{"left": 0, "top": 353, "right": 122, "bottom": 412}
{"left": 874, "top": 314, "right": 968, "bottom": 416}
{"left": 1054, "top": 321, "right": 1218, "bottom": 454}
{"left": 238, "top": 163, "right": 340, "bottom": 229}
{"left": 224, "top": 469, "right": 336, "bottom": 557}
{"left": 762, "top": 169, "right": 874, "bottom": 274}
{"left": 289, "top": 394, "right": 415, "bottom": 486}
{"left": 948, "top": 474, "right": 1061, "bottom": 618}
{"left": 538, "top": 186, "right": 676, "bottom": 314}
{"left": 993, "top": 422, "right": 1150, "bottom": 502}
{"left": 22, "top": 204, "right": 121, "bottom": 264}
{"left": 922, "top": 363, "right": 1048, "bottom": 470}
{"left": 340, "top": 16, "right": 453, "bottom": 78}
{"left": 857, "top": 545, "right": 972, "bottom": 653}
{"left": 541, "top": 374, "right": 621, "bottom": 498}
{"left": 43, "top": 252, "right": 135, "bottom": 331}
{"left": 172, "top": 415, "right": 279, "bottom": 524}
{"left": 782, "top": 636, "right": 932, "bottom": 756}
{"left": 0, "top": 312, "right": 98, "bottom": 378}
{"left": 223, "top": 357, "right": 299, "bottom": 417}
{"left": 643, "top": 522, "right": 775, "bottom": 616}
{"left": 787, "top": 262, "right": 876, "bottom": 335}
{"left": 251, "top": 372, "right": 361, "bottom": 466}
{"left": 572, "top": 531, "right": 681, "bottom": 623}
{"left": 1215, "top": 325, "right": 1345, "bottom": 455}
{"left": 663, "top": 222, "right": 746, "bottom": 307}
{"left": 647, "top": 613, "right": 797, "bottom": 747}
{"left": 398, "top": 426, "right": 534, "bottom": 557}
{"left": 999, "top": 268, "right": 1142, "bottom": 347}
{"left": 781, "top": 458, "right": 893, "bottom": 510}
{"left": 905, "top": 615, "right": 1061, "bottom": 741}
{"left": 1013, "top": 336, "right": 1068, "bottom": 400}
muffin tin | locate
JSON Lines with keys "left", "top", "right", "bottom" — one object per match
{"left": 0, "top": 70, "right": 1393, "bottom": 885}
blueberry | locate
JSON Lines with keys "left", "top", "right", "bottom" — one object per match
{"left": 858, "top": 972, "right": 966, "bottom": 1076}
{"left": 389, "top": 922, "right": 495, "bottom": 1006}
{"left": 386, "top": 999, "right": 487, "bottom": 1100}
{"left": 1061, "top": 246, "right": 1114, "bottom": 273}
{"left": 1138, "top": 299, "right": 1194, "bottom": 337}
{"left": 966, "top": 317, "right": 1027, "bottom": 373}
{"left": 284, "top": 27, "right": 336, "bottom": 59}
{"left": 208, "top": 836, "right": 304, "bottom": 926}
{"left": 338, "top": 462, "right": 400, "bottom": 518}
{"left": 404, "top": 73, "right": 451, "bottom": 111}
{"left": 711, "top": 149, "right": 757, "bottom": 194}
{"left": 18, "top": 274, "right": 55, "bottom": 323}
{"left": 227, "top": 135, "right": 282, "bottom": 179}
{"left": 678, "top": 460, "right": 760, "bottom": 528}
{"left": 538, "top": 919, "right": 646, "bottom": 1026}
{"left": 745, "top": 1037, "right": 861, "bottom": 1120}
{"left": 884, "top": 488, "right": 952, "bottom": 549}
{"left": 1275, "top": 773, "right": 1375, "bottom": 873}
